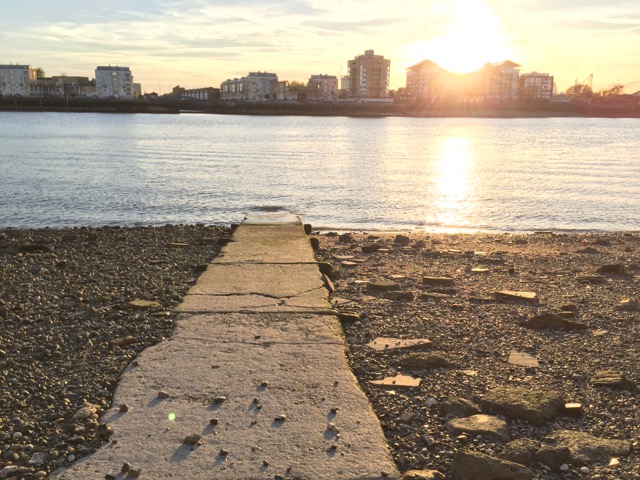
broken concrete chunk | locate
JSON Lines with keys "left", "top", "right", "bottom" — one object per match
{"left": 438, "top": 397, "right": 482, "bottom": 418}
{"left": 367, "top": 279, "right": 401, "bottom": 292}
{"left": 446, "top": 414, "right": 510, "bottom": 442}
{"left": 127, "top": 299, "right": 162, "bottom": 310}
{"left": 549, "top": 430, "right": 632, "bottom": 465}
{"left": 590, "top": 370, "right": 636, "bottom": 390}
{"left": 367, "top": 337, "right": 432, "bottom": 352}
{"left": 597, "top": 263, "right": 625, "bottom": 274}
{"left": 577, "top": 275, "right": 607, "bottom": 284}
{"left": 370, "top": 374, "right": 421, "bottom": 389}
{"left": 508, "top": 351, "right": 539, "bottom": 368}
{"left": 450, "top": 450, "right": 535, "bottom": 480}
{"left": 494, "top": 291, "right": 539, "bottom": 303}
{"left": 480, "top": 386, "right": 563, "bottom": 425}
{"left": 523, "top": 313, "right": 588, "bottom": 331}
{"left": 423, "top": 276, "right": 455, "bottom": 286}
{"left": 382, "top": 290, "right": 415, "bottom": 301}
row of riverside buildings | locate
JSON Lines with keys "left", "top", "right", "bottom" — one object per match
{"left": 2, "top": 50, "right": 554, "bottom": 103}
{"left": 0, "top": 65, "right": 140, "bottom": 99}
{"left": 220, "top": 50, "right": 554, "bottom": 103}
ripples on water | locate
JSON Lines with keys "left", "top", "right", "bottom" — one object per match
{"left": 0, "top": 112, "right": 638, "bottom": 232}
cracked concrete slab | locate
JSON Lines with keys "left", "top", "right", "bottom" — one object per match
{"left": 175, "top": 293, "right": 332, "bottom": 314}
{"left": 190, "top": 263, "right": 326, "bottom": 298}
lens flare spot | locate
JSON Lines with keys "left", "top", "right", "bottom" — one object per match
{"left": 168, "top": 413, "right": 176, "bottom": 421}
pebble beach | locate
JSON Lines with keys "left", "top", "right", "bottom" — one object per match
{"left": 1, "top": 225, "right": 639, "bottom": 479}
{"left": 315, "top": 230, "right": 639, "bottom": 479}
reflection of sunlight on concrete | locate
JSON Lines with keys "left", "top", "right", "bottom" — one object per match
{"left": 432, "top": 137, "right": 474, "bottom": 229}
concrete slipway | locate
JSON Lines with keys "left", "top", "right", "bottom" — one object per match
{"left": 53, "top": 213, "right": 399, "bottom": 480}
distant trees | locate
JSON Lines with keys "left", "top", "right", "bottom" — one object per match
{"left": 565, "top": 83, "right": 593, "bottom": 99}
{"left": 35, "top": 67, "right": 46, "bottom": 79}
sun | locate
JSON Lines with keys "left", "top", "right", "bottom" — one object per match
{"left": 406, "top": 0, "right": 514, "bottom": 73}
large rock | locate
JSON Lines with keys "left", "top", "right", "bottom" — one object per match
{"left": 523, "top": 312, "right": 588, "bottom": 330}
{"left": 549, "top": 430, "right": 632, "bottom": 465}
{"left": 535, "top": 445, "right": 571, "bottom": 470}
{"left": 446, "top": 414, "right": 510, "bottom": 441}
{"left": 439, "top": 397, "right": 481, "bottom": 418}
{"left": 450, "top": 450, "right": 535, "bottom": 480}
{"left": 500, "top": 438, "right": 539, "bottom": 466}
{"left": 590, "top": 370, "right": 636, "bottom": 390}
{"left": 479, "top": 386, "right": 563, "bottom": 425}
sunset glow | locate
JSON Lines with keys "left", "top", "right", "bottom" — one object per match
{"left": 406, "top": 0, "right": 515, "bottom": 73}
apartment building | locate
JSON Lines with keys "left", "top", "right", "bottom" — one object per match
{"left": 519, "top": 72, "right": 554, "bottom": 101}
{"left": 405, "top": 60, "right": 447, "bottom": 100}
{"left": 95, "top": 66, "right": 134, "bottom": 98}
{"left": 0, "top": 65, "right": 37, "bottom": 96}
{"left": 30, "top": 76, "right": 95, "bottom": 97}
{"left": 221, "top": 72, "right": 278, "bottom": 101}
{"left": 347, "top": 50, "right": 390, "bottom": 99}
{"left": 482, "top": 61, "right": 521, "bottom": 100}
{"left": 307, "top": 74, "right": 338, "bottom": 102}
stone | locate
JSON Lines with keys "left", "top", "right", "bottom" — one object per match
{"left": 500, "top": 438, "right": 539, "bottom": 466}
{"left": 617, "top": 298, "right": 640, "bottom": 312}
{"left": 396, "top": 353, "right": 451, "bottom": 369}
{"left": 322, "top": 274, "right": 335, "bottom": 294}
{"left": 549, "top": 430, "right": 632, "bottom": 465}
{"left": 423, "top": 276, "right": 455, "bottom": 286}
{"left": 535, "top": 445, "right": 571, "bottom": 470}
{"left": 479, "top": 386, "right": 563, "bottom": 425}
{"left": 576, "top": 247, "right": 599, "bottom": 254}
{"left": 597, "top": 263, "right": 625, "bottom": 274}
{"left": 393, "top": 235, "right": 412, "bottom": 245}
{"left": 19, "top": 244, "right": 52, "bottom": 253}
{"left": 183, "top": 434, "right": 202, "bottom": 445}
{"left": 470, "top": 268, "right": 490, "bottom": 274}
{"left": 577, "top": 274, "right": 607, "bottom": 284}
{"left": 383, "top": 290, "right": 414, "bottom": 301}
{"left": 508, "top": 351, "right": 539, "bottom": 368}
{"left": 370, "top": 374, "right": 421, "bottom": 388}
{"left": 563, "top": 402, "right": 584, "bottom": 417}
{"left": 450, "top": 450, "right": 535, "bottom": 480}
{"left": 401, "top": 470, "right": 445, "bottom": 480}
{"left": 367, "top": 279, "right": 400, "bottom": 292}
{"left": 338, "top": 233, "right": 354, "bottom": 243}
{"left": 367, "top": 337, "right": 432, "bottom": 352}
{"left": 127, "top": 299, "right": 162, "bottom": 310}
{"left": 590, "top": 370, "right": 636, "bottom": 390}
{"left": 361, "top": 243, "right": 381, "bottom": 253}
{"left": 72, "top": 404, "right": 100, "bottom": 422}
{"left": 446, "top": 414, "right": 510, "bottom": 441}
{"left": 309, "top": 237, "right": 320, "bottom": 251}
{"left": 336, "top": 311, "right": 361, "bottom": 323}
{"left": 494, "top": 291, "right": 539, "bottom": 303}
{"left": 523, "top": 312, "right": 588, "bottom": 331}
{"left": 438, "top": 397, "right": 482, "bottom": 418}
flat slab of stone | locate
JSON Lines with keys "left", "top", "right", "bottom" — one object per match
{"left": 216, "top": 224, "right": 317, "bottom": 264}
{"left": 370, "top": 375, "right": 421, "bottom": 388}
{"left": 176, "top": 293, "right": 332, "bottom": 314}
{"left": 367, "top": 337, "right": 432, "bottom": 352}
{"left": 495, "top": 291, "right": 539, "bottom": 303}
{"left": 189, "top": 264, "right": 326, "bottom": 298}
{"left": 508, "top": 351, "right": 540, "bottom": 368}
{"left": 52, "top": 314, "right": 397, "bottom": 480}
{"left": 480, "top": 386, "right": 563, "bottom": 425}
{"left": 446, "top": 414, "right": 510, "bottom": 441}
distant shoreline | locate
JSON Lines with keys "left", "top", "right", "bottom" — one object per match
{"left": 1, "top": 96, "right": 640, "bottom": 118}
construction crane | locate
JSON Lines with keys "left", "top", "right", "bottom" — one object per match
{"left": 575, "top": 73, "right": 593, "bottom": 90}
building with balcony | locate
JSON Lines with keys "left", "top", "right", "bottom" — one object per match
{"left": 347, "top": 50, "right": 390, "bottom": 99}
{"left": 0, "top": 65, "right": 37, "bottom": 96}
{"left": 221, "top": 72, "right": 278, "bottom": 102}
{"left": 519, "top": 72, "right": 554, "bottom": 101}
{"left": 95, "top": 66, "right": 134, "bottom": 98}
{"left": 307, "top": 74, "right": 338, "bottom": 102}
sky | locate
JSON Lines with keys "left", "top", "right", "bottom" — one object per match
{"left": 2, "top": 0, "right": 639, "bottom": 95}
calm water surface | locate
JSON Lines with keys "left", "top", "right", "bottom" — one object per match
{"left": 1, "top": 112, "right": 638, "bottom": 232}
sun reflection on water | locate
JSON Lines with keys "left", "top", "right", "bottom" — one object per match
{"left": 430, "top": 136, "right": 475, "bottom": 230}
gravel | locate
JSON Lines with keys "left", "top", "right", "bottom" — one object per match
{"left": 0, "top": 224, "right": 229, "bottom": 478}
{"left": 316, "top": 231, "right": 640, "bottom": 479}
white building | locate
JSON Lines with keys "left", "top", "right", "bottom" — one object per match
{"left": 307, "top": 74, "right": 338, "bottom": 102}
{"left": 221, "top": 72, "right": 278, "bottom": 102}
{"left": 0, "top": 65, "right": 37, "bottom": 96}
{"left": 95, "top": 66, "right": 134, "bottom": 98}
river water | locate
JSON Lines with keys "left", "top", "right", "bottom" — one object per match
{"left": 0, "top": 112, "right": 638, "bottom": 232}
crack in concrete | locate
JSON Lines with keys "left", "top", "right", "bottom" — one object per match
{"left": 173, "top": 337, "right": 346, "bottom": 346}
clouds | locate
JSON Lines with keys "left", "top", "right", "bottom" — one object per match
{"left": 1, "top": 0, "right": 639, "bottom": 92}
